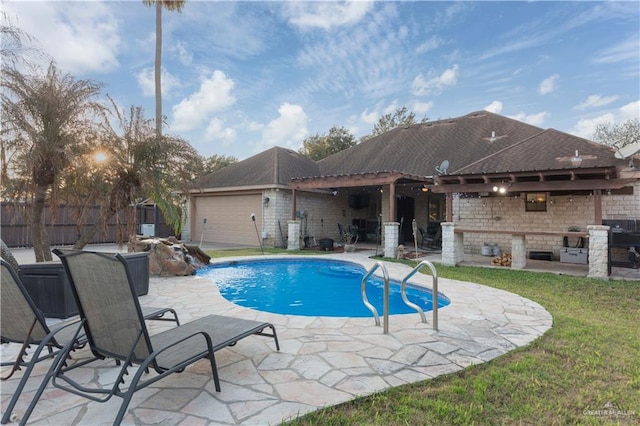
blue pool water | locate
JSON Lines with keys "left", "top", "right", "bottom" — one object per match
{"left": 197, "top": 258, "right": 450, "bottom": 317}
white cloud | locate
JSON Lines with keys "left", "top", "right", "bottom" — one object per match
{"left": 173, "top": 40, "right": 193, "bottom": 66}
{"left": 571, "top": 113, "right": 615, "bottom": 139}
{"left": 570, "top": 100, "right": 639, "bottom": 138}
{"left": 359, "top": 100, "right": 399, "bottom": 125}
{"left": 283, "top": 1, "right": 373, "bottom": 30}
{"left": 260, "top": 103, "right": 308, "bottom": 151}
{"left": 575, "top": 94, "right": 619, "bottom": 110}
{"left": 204, "top": 118, "right": 237, "bottom": 147}
{"left": 509, "top": 111, "right": 549, "bottom": 126}
{"left": 538, "top": 74, "right": 559, "bottom": 95}
{"left": 412, "top": 101, "right": 434, "bottom": 115}
{"left": 412, "top": 65, "right": 459, "bottom": 96}
{"left": 484, "top": 101, "right": 503, "bottom": 114}
{"left": 4, "top": 2, "right": 120, "bottom": 74}
{"left": 593, "top": 35, "right": 639, "bottom": 64}
{"left": 171, "top": 71, "right": 236, "bottom": 132}
{"left": 415, "top": 36, "right": 444, "bottom": 54}
{"left": 619, "top": 100, "right": 640, "bottom": 120}
{"left": 136, "top": 67, "right": 181, "bottom": 98}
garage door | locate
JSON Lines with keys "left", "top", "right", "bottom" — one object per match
{"left": 194, "top": 194, "right": 262, "bottom": 245}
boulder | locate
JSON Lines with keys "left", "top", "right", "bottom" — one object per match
{"left": 128, "top": 236, "right": 210, "bottom": 277}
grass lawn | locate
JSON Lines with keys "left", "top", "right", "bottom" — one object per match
{"left": 205, "top": 249, "right": 640, "bottom": 425}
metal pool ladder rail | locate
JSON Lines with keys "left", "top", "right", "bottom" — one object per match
{"left": 401, "top": 260, "right": 439, "bottom": 331}
{"left": 361, "top": 261, "right": 390, "bottom": 333}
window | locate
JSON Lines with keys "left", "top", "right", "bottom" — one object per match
{"left": 525, "top": 193, "right": 547, "bottom": 212}
{"left": 428, "top": 196, "right": 446, "bottom": 221}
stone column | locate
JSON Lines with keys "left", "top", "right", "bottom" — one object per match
{"left": 181, "top": 197, "right": 192, "bottom": 242}
{"left": 511, "top": 234, "right": 527, "bottom": 269}
{"left": 383, "top": 222, "right": 399, "bottom": 258}
{"left": 287, "top": 220, "right": 301, "bottom": 251}
{"left": 441, "top": 222, "right": 463, "bottom": 266}
{"left": 588, "top": 225, "right": 609, "bottom": 279}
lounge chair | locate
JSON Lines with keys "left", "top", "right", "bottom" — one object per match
{"left": 20, "top": 250, "right": 279, "bottom": 424}
{"left": 1, "top": 259, "right": 85, "bottom": 424}
{"left": 0, "top": 259, "right": 181, "bottom": 424}
{"left": 419, "top": 225, "right": 442, "bottom": 249}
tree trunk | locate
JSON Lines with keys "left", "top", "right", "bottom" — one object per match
{"left": 154, "top": 1, "right": 162, "bottom": 139}
{"left": 31, "top": 184, "right": 53, "bottom": 262}
{"left": 1, "top": 238, "right": 20, "bottom": 271}
{"left": 73, "top": 208, "right": 117, "bottom": 249}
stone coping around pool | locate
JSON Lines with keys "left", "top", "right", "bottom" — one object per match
{"left": 1, "top": 252, "right": 553, "bottom": 425}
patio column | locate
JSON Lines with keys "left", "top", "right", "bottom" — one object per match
{"left": 588, "top": 225, "right": 609, "bottom": 279}
{"left": 593, "top": 189, "right": 602, "bottom": 224}
{"left": 287, "top": 220, "right": 301, "bottom": 250}
{"left": 291, "top": 188, "right": 297, "bottom": 220}
{"left": 441, "top": 222, "right": 463, "bottom": 266}
{"left": 388, "top": 183, "right": 396, "bottom": 223}
{"left": 511, "top": 234, "right": 526, "bottom": 269}
{"left": 445, "top": 193, "right": 453, "bottom": 222}
{"left": 383, "top": 222, "right": 399, "bottom": 258}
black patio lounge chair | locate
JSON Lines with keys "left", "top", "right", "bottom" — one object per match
{"left": 0, "top": 258, "right": 181, "bottom": 424}
{"left": 419, "top": 225, "right": 442, "bottom": 249}
{"left": 1, "top": 259, "right": 85, "bottom": 424}
{"left": 20, "top": 250, "right": 280, "bottom": 425}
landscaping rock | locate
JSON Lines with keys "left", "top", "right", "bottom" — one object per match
{"left": 128, "top": 236, "right": 210, "bottom": 276}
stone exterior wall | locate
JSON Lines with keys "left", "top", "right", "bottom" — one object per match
{"left": 603, "top": 181, "right": 640, "bottom": 219}
{"left": 455, "top": 193, "right": 599, "bottom": 259}
{"left": 261, "top": 190, "right": 363, "bottom": 248}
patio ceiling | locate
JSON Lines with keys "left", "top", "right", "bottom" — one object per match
{"left": 429, "top": 166, "right": 636, "bottom": 194}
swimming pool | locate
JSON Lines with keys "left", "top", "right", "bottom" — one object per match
{"left": 197, "top": 258, "right": 450, "bottom": 317}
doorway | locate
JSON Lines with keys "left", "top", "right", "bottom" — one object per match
{"left": 396, "top": 196, "right": 415, "bottom": 244}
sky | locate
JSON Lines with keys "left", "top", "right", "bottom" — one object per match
{"left": 4, "top": 1, "right": 639, "bottom": 160}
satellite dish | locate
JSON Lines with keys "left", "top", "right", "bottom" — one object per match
{"left": 436, "top": 159, "right": 450, "bottom": 175}
{"left": 614, "top": 141, "right": 640, "bottom": 159}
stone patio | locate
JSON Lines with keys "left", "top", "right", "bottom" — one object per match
{"left": 1, "top": 250, "right": 553, "bottom": 425}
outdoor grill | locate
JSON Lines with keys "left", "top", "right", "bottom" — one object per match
{"left": 604, "top": 219, "right": 640, "bottom": 268}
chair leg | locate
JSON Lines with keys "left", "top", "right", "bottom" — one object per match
{"left": 209, "top": 353, "right": 220, "bottom": 392}
{"left": 0, "top": 342, "right": 49, "bottom": 424}
{"left": 18, "top": 341, "right": 75, "bottom": 425}
{"left": 17, "top": 322, "right": 84, "bottom": 426}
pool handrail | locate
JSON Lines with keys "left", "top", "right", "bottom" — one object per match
{"left": 400, "top": 260, "right": 439, "bottom": 331}
{"left": 361, "top": 261, "right": 390, "bottom": 334}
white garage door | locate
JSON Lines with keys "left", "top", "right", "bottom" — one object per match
{"left": 194, "top": 194, "right": 262, "bottom": 245}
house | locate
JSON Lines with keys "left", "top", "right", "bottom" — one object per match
{"left": 184, "top": 111, "right": 640, "bottom": 277}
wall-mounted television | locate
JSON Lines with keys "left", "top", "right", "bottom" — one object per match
{"left": 348, "top": 194, "right": 370, "bottom": 209}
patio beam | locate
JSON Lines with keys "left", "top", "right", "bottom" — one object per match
{"left": 428, "top": 178, "right": 636, "bottom": 194}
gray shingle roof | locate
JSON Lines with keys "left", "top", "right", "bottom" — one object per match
{"left": 455, "top": 128, "right": 621, "bottom": 175}
{"left": 191, "top": 111, "right": 623, "bottom": 190}
{"left": 191, "top": 146, "right": 319, "bottom": 189}
{"left": 316, "top": 111, "right": 548, "bottom": 177}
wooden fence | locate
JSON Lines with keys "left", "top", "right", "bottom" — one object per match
{"left": 1, "top": 202, "right": 174, "bottom": 248}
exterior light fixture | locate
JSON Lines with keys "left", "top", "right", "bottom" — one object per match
{"left": 493, "top": 185, "right": 507, "bottom": 194}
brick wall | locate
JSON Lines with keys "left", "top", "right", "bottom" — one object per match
{"left": 453, "top": 182, "right": 640, "bottom": 258}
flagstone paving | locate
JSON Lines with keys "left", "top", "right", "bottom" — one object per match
{"left": 1, "top": 252, "right": 552, "bottom": 425}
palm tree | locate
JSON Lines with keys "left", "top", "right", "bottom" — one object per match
{"left": 71, "top": 100, "right": 202, "bottom": 249}
{"left": 142, "top": 0, "right": 185, "bottom": 140}
{"left": 1, "top": 62, "right": 104, "bottom": 261}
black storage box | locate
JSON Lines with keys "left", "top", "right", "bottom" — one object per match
{"left": 318, "top": 238, "right": 334, "bottom": 251}
{"left": 19, "top": 252, "right": 150, "bottom": 319}
{"left": 19, "top": 262, "right": 76, "bottom": 319}
{"left": 529, "top": 251, "right": 553, "bottom": 261}
{"left": 122, "top": 252, "right": 150, "bottom": 296}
